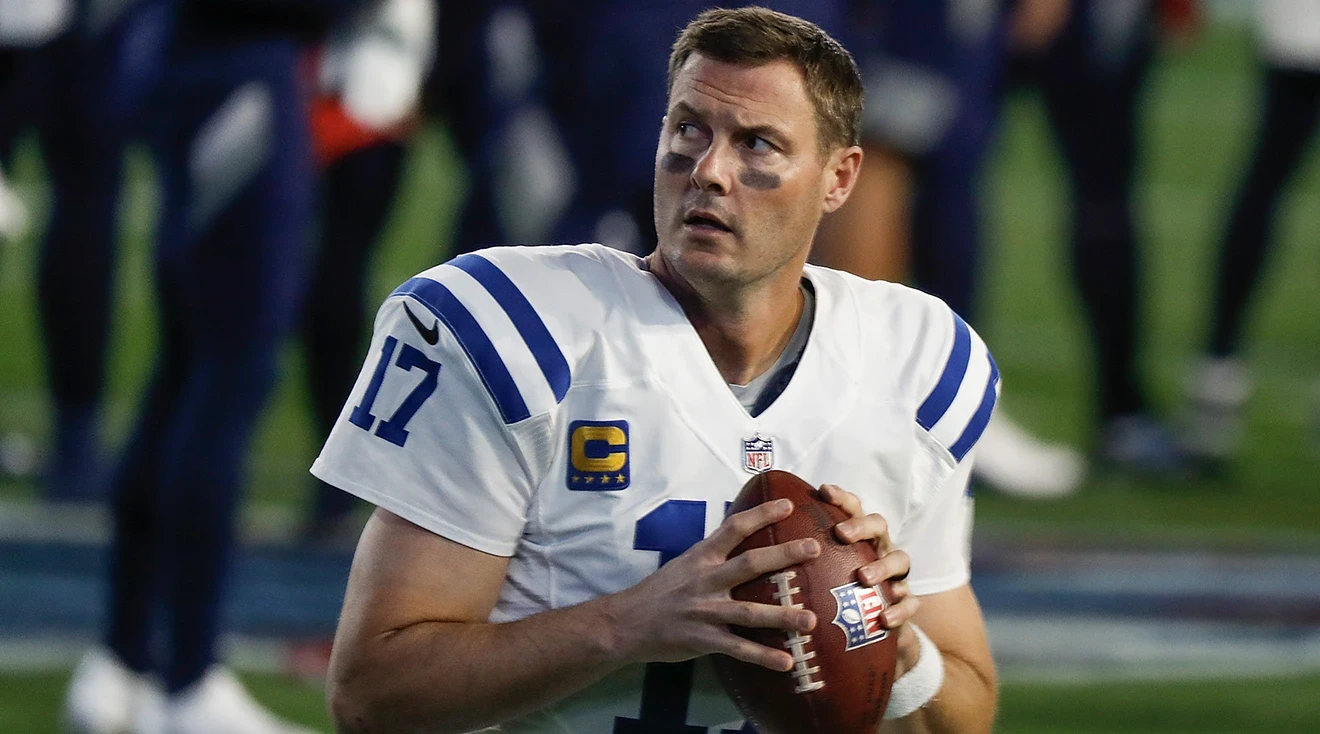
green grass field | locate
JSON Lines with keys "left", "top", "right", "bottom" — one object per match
{"left": 3, "top": 671, "right": 1318, "bottom": 733}
{"left": 1, "top": 19, "right": 1319, "bottom": 732}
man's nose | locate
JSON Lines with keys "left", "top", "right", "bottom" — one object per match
{"left": 691, "top": 139, "right": 734, "bottom": 194}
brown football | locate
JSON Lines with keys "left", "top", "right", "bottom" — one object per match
{"left": 713, "top": 470, "right": 897, "bottom": 734}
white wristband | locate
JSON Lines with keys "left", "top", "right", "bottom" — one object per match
{"left": 882, "top": 623, "right": 945, "bottom": 720}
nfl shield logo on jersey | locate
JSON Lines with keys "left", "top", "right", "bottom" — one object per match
{"left": 829, "top": 582, "right": 890, "bottom": 651}
{"left": 741, "top": 434, "right": 774, "bottom": 474}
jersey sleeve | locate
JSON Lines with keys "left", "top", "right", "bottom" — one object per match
{"left": 898, "top": 306, "right": 997, "bottom": 595}
{"left": 909, "top": 308, "right": 1000, "bottom": 494}
{"left": 310, "top": 255, "right": 569, "bottom": 556}
{"left": 895, "top": 455, "right": 975, "bottom": 596}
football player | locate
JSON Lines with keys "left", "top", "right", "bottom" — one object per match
{"left": 63, "top": 1, "right": 366, "bottom": 732}
{"left": 317, "top": 8, "right": 998, "bottom": 733}
{"left": 1186, "top": 0, "right": 1320, "bottom": 466}
{"left": 0, "top": 0, "right": 165, "bottom": 502}
{"left": 1009, "top": 0, "right": 1199, "bottom": 473}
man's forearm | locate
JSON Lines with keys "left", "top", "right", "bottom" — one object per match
{"left": 881, "top": 652, "right": 997, "bottom": 734}
{"left": 330, "top": 594, "right": 629, "bottom": 733}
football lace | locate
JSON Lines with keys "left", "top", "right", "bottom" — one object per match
{"left": 768, "top": 570, "right": 825, "bottom": 693}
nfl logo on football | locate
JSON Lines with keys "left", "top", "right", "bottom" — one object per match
{"left": 741, "top": 434, "right": 775, "bottom": 474}
{"left": 829, "top": 582, "right": 890, "bottom": 651}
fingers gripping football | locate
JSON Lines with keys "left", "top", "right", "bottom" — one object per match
{"left": 715, "top": 538, "right": 822, "bottom": 589}
{"left": 819, "top": 484, "right": 919, "bottom": 630}
{"left": 704, "top": 498, "right": 791, "bottom": 557}
{"left": 613, "top": 499, "right": 820, "bottom": 671}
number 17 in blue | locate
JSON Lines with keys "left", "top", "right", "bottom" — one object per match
{"left": 349, "top": 335, "right": 442, "bottom": 447}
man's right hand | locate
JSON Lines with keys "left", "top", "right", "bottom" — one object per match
{"left": 605, "top": 498, "right": 822, "bottom": 672}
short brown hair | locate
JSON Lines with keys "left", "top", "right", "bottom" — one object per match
{"left": 667, "top": 6, "right": 864, "bottom": 151}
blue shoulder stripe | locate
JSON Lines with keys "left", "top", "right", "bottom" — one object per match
{"left": 449, "top": 254, "right": 572, "bottom": 403}
{"left": 916, "top": 312, "right": 972, "bottom": 431}
{"left": 948, "top": 354, "right": 1000, "bottom": 462}
{"left": 391, "top": 277, "right": 531, "bottom": 424}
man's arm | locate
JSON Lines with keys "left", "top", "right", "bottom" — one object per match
{"left": 327, "top": 509, "right": 616, "bottom": 733}
{"left": 328, "top": 503, "right": 822, "bottom": 733}
{"left": 880, "top": 585, "right": 997, "bottom": 734}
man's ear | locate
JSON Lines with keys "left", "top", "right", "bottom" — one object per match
{"left": 821, "top": 145, "right": 864, "bottom": 214}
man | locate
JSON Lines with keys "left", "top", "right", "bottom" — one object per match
{"left": 1010, "top": 0, "right": 1195, "bottom": 473}
{"left": 316, "top": 8, "right": 998, "bottom": 732}
{"left": 0, "top": 0, "right": 164, "bottom": 502}
{"left": 1186, "top": 0, "right": 1320, "bottom": 466}
{"left": 63, "top": 1, "right": 362, "bottom": 732}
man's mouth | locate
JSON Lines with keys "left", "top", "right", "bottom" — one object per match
{"left": 683, "top": 210, "right": 733, "bottom": 233}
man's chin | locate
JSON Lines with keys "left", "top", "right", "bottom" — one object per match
{"left": 672, "top": 250, "right": 745, "bottom": 288}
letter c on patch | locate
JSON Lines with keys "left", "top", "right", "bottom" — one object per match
{"left": 572, "top": 425, "right": 627, "bottom": 472}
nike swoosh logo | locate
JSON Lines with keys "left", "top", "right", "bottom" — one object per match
{"left": 403, "top": 303, "right": 440, "bottom": 345}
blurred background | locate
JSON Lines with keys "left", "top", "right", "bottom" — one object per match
{"left": 1, "top": 0, "right": 1318, "bottom": 732}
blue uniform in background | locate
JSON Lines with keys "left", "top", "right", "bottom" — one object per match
{"left": 0, "top": 1, "right": 168, "bottom": 501}
{"left": 1010, "top": 0, "right": 1156, "bottom": 424}
{"left": 105, "top": 0, "right": 360, "bottom": 693}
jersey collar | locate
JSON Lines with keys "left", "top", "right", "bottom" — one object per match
{"left": 626, "top": 262, "right": 864, "bottom": 473}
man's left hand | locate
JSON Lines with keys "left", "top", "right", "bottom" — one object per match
{"left": 818, "top": 483, "right": 922, "bottom": 675}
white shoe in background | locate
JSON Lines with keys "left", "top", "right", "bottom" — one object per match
{"left": 1183, "top": 357, "right": 1252, "bottom": 464}
{"left": 61, "top": 648, "right": 158, "bottom": 734}
{"left": 0, "top": 166, "right": 29, "bottom": 243}
{"left": 0, "top": 0, "right": 73, "bottom": 46}
{"left": 157, "top": 667, "right": 319, "bottom": 734}
{"left": 972, "top": 412, "right": 1085, "bottom": 499}
{"left": 131, "top": 682, "right": 165, "bottom": 734}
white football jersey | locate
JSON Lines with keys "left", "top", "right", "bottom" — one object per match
{"left": 312, "top": 243, "right": 999, "bottom": 733}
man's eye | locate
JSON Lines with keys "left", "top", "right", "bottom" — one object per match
{"left": 677, "top": 122, "right": 698, "bottom": 136}
{"left": 746, "top": 136, "right": 773, "bottom": 152}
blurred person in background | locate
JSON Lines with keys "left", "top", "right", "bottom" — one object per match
{"left": 1185, "top": 0, "right": 1320, "bottom": 468}
{"left": 0, "top": 1, "right": 69, "bottom": 245}
{"left": 438, "top": 0, "right": 574, "bottom": 254}
{"left": 0, "top": 0, "right": 167, "bottom": 503}
{"left": 1007, "top": 0, "right": 1200, "bottom": 475}
{"left": 62, "top": 1, "right": 367, "bottom": 732}
{"left": 812, "top": 0, "right": 1086, "bottom": 499}
{"left": 301, "top": 0, "right": 437, "bottom": 544}
{"left": 0, "top": 1, "right": 68, "bottom": 484}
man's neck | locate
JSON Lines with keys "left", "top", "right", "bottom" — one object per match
{"left": 647, "top": 254, "right": 806, "bottom": 386}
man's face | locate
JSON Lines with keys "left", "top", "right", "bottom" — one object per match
{"left": 653, "top": 54, "right": 836, "bottom": 291}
